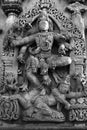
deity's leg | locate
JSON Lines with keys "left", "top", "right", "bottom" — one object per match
{"left": 17, "top": 46, "right": 27, "bottom": 63}
{"left": 26, "top": 70, "right": 43, "bottom": 90}
{"left": 47, "top": 56, "right": 72, "bottom": 68}
{"left": 26, "top": 55, "right": 43, "bottom": 90}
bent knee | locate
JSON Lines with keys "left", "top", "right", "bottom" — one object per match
{"left": 67, "top": 57, "right": 72, "bottom": 64}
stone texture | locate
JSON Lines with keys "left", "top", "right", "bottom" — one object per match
{"left": 0, "top": 0, "right": 87, "bottom": 129}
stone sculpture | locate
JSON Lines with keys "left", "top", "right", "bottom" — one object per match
{"left": 0, "top": 0, "right": 87, "bottom": 129}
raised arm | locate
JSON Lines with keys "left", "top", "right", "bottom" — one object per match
{"left": 12, "top": 34, "right": 37, "bottom": 47}
{"left": 66, "top": 92, "right": 85, "bottom": 99}
{"left": 53, "top": 32, "right": 66, "bottom": 43}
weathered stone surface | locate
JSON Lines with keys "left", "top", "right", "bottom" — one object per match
{"left": 0, "top": 0, "right": 87, "bottom": 129}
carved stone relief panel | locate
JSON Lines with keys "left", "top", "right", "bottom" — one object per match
{"left": 0, "top": 0, "right": 87, "bottom": 129}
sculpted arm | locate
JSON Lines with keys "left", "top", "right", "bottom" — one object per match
{"left": 66, "top": 92, "right": 85, "bottom": 99}
{"left": 12, "top": 34, "right": 36, "bottom": 47}
{"left": 53, "top": 32, "right": 66, "bottom": 43}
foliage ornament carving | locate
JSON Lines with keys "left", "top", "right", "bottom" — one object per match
{"left": 0, "top": 97, "right": 20, "bottom": 121}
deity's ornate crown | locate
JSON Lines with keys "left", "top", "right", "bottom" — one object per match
{"left": 38, "top": 0, "right": 55, "bottom": 9}
{"left": 38, "top": 9, "right": 49, "bottom": 22}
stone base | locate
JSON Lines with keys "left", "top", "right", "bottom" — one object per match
{"left": 0, "top": 122, "right": 87, "bottom": 130}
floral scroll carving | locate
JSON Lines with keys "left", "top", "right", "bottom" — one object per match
{"left": 0, "top": 97, "right": 20, "bottom": 121}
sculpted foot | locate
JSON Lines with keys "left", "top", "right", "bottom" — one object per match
{"left": 65, "top": 103, "right": 71, "bottom": 110}
{"left": 51, "top": 110, "right": 64, "bottom": 120}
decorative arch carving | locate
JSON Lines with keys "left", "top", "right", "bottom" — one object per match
{"left": 18, "top": 0, "right": 86, "bottom": 56}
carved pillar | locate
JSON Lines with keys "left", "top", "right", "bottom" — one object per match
{"left": 1, "top": 0, "right": 23, "bottom": 27}
{"left": 66, "top": 1, "right": 87, "bottom": 123}
{"left": 1, "top": 0, "right": 22, "bottom": 89}
{"left": 74, "top": 56, "right": 84, "bottom": 74}
{"left": 66, "top": 2, "right": 87, "bottom": 39}
{"left": 66, "top": 2, "right": 87, "bottom": 75}
{"left": 0, "top": 31, "right": 5, "bottom": 90}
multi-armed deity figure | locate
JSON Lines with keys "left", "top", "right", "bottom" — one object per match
{"left": 12, "top": 8, "right": 72, "bottom": 88}
{"left": 7, "top": 8, "right": 76, "bottom": 119}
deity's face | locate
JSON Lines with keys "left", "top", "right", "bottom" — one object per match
{"left": 39, "top": 20, "right": 49, "bottom": 31}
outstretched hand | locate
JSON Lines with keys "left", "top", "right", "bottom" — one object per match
{"left": 11, "top": 40, "right": 17, "bottom": 47}
{"left": 17, "top": 54, "right": 25, "bottom": 64}
{"left": 11, "top": 39, "right": 20, "bottom": 47}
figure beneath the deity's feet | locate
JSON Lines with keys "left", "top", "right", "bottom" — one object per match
{"left": 5, "top": 73, "right": 85, "bottom": 121}
{"left": 6, "top": 88, "right": 65, "bottom": 120}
